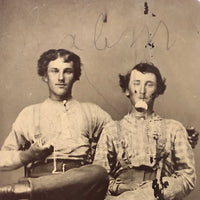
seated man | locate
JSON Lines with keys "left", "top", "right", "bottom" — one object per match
{"left": 94, "top": 63, "right": 196, "bottom": 200}
{"left": 0, "top": 49, "right": 111, "bottom": 200}
{"left": 0, "top": 52, "right": 198, "bottom": 200}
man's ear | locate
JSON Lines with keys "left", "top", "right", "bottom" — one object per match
{"left": 125, "top": 89, "right": 130, "bottom": 98}
{"left": 152, "top": 91, "right": 159, "bottom": 99}
{"left": 42, "top": 75, "right": 48, "bottom": 83}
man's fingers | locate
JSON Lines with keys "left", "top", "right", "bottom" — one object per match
{"left": 32, "top": 142, "right": 53, "bottom": 152}
{"left": 189, "top": 134, "right": 199, "bottom": 140}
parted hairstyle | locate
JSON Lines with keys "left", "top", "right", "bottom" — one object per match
{"left": 119, "top": 62, "right": 166, "bottom": 96}
{"left": 37, "top": 49, "right": 81, "bottom": 81}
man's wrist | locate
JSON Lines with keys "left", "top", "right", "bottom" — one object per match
{"left": 109, "top": 178, "right": 120, "bottom": 195}
{"left": 19, "top": 149, "right": 35, "bottom": 165}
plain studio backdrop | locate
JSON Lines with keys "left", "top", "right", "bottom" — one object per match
{"left": 0, "top": 0, "right": 200, "bottom": 199}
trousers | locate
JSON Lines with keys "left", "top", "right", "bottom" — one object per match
{"left": 28, "top": 164, "right": 109, "bottom": 200}
{"left": 105, "top": 167, "right": 156, "bottom": 200}
{"left": 105, "top": 181, "right": 156, "bottom": 200}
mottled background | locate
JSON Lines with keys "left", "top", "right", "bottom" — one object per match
{"left": 0, "top": 0, "right": 199, "bottom": 199}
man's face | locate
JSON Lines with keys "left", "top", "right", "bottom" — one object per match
{"left": 44, "top": 57, "right": 74, "bottom": 101}
{"left": 126, "top": 69, "right": 157, "bottom": 108}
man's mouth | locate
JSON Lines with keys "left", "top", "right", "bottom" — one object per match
{"left": 56, "top": 83, "right": 66, "bottom": 86}
{"left": 135, "top": 100, "right": 148, "bottom": 112}
{"left": 55, "top": 84, "right": 67, "bottom": 88}
{"left": 139, "top": 96, "right": 145, "bottom": 100}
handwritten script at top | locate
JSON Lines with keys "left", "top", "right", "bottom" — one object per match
{"left": 60, "top": 13, "right": 175, "bottom": 51}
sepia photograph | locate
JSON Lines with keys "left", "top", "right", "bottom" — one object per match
{"left": 0, "top": 0, "right": 199, "bottom": 200}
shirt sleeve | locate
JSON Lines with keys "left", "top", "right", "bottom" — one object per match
{"left": 0, "top": 107, "right": 32, "bottom": 170}
{"left": 162, "top": 121, "right": 196, "bottom": 200}
{"left": 0, "top": 151, "right": 22, "bottom": 170}
{"left": 81, "top": 103, "right": 112, "bottom": 161}
{"left": 93, "top": 120, "right": 120, "bottom": 170}
{"left": 93, "top": 121, "right": 122, "bottom": 194}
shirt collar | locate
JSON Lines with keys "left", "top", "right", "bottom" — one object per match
{"left": 44, "top": 97, "right": 77, "bottom": 112}
{"left": 124, "top": 111, "right": 162, "bottom": 123}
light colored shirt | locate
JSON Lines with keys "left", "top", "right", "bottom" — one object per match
{"left": 0, "top": 98, "right": 111, "bottom": 170}
{"left": 94, "top": 112, "right": 196, "bottom": 200}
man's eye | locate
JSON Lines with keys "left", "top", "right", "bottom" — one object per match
{"left": 133, "top": 81, "right": 140, "bottom": 86}
{"left": 50, "top": 68, "right": 59, "bottom": 73}
{"left": 64, "top": 69, "right": 73, "bottom": 74}
{"left": 146, "top": 82, "right": 154, "bottom": 87}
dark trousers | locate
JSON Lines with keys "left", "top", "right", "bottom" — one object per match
{"left": 28, "top": 164, "right": 109, "bottom": 200}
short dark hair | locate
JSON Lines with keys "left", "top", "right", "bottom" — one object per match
{"left": 119, "top": 62, "right": 166, "bottom": 96}
{"left": 37, "top": 49, "right": 81, "bottom": 81}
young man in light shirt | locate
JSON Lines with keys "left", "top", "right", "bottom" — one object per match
{"left": 0, "top": 49, "right": 111, "bottom": 200}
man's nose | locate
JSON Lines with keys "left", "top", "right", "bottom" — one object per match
{"left": 139, "top": 84, "right": 146, "bottom": 95}
{"left": 58, "top": 72, "right": 64, "bottom": 81}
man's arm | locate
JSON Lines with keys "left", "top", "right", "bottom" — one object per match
{"left": 81, "top": 103, "right": 112, "bottom": 162}
{"left": 0, "top": 106, "right": 53, "bottom": 171}
{"left": 161, "top": 121, "right": 196, "bottom": 200}
{"left": 0, "top": 127, "right": 29, "bottom": 170}
{"left": 0, "top": 151, "right": 23, "bottom": 170}
{"left": 93, "top": 121, "right": 115, "bottom": 172}
{"left": 0, "top": 133, "right": 53, "bottom": 171}
{"left": 93, "top": 121, "right": 128, "bottom": 195}
{"left": 186, "top": 127, "right": 199, "bottom": 149}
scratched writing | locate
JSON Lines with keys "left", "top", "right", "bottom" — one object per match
{"left": 59, "top": 13, "right": 175, "bottom": 51}
{"left": 94, "top": 13, "right": 176, "bottom": 50}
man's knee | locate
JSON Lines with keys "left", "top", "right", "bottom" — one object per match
{"left": 85, "top": 165, "right": 108, "bottom": 176}
{"left": 80, "top": 164, "right": 109, "bottom": 184}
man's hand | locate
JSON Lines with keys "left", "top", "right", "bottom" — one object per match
{"left": 117, "top": 183, "right": 132, "bottom": 195}
{"left": 109, "top": 179, "right": 132, "bottom": 196}
{"left": 186, "top": 127, "right": 199, "bottom": 149}
{"left": 19, "top": 142, "right": 53, "bottom": 165}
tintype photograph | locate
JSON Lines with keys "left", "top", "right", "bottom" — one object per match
{"left": 0, "top": 0, "right": 199, "bottom": 200}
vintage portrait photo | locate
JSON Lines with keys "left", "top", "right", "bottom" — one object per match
{"left": 0, "top": 0, "right": 199, "bottom": 200}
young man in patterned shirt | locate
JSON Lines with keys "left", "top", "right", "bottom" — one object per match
{"left": 94, "top": 63, "right": 196, "bottom": 200}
